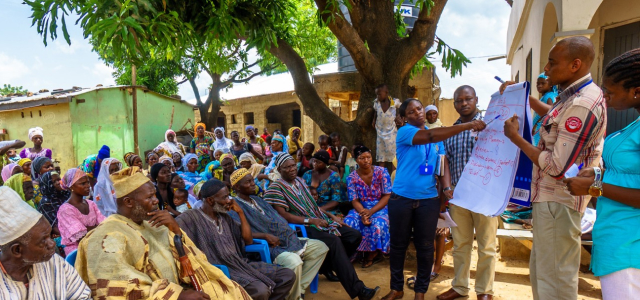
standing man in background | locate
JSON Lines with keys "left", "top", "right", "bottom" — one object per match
{"left": 438, "top": 85, "right": 498, "bottom": 300}
{"left": 372, "top": 84, "right": 402, "bottom": 174}
{"left": 502, "top": 36, "right": 606, "bottom": 300}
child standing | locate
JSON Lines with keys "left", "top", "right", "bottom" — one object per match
{"left": 372, "top": 84, "right": 401, "bottom": 173}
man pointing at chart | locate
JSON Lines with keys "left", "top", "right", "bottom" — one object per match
{"left": 500, "top": 36, "right": 606, "bottom": 300}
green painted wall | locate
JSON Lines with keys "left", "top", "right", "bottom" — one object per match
{"left": 0, "top": 103, "right": 75, "bottom": 170}
{"left": 69, "top": 87, "right": 194, "bottom": 166}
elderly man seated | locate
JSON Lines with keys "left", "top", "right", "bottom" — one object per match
{"left": 264, "top": 153, "right": 380, "bottom": 300}
{"left": 176, "top": 179, "right": 296, "bottom": 300}
{"left": 75, "top": 167, "right": 250, "bottom": 300}
{"left": 228, "top": 168, "right": 329, "bottom": 300}
{"left": 0, "top": 186, "right": 91, "bottom": 299}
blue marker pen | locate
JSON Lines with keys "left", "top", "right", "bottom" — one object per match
{"left": 495, "top": 76, "right": 505, "bottom": 84}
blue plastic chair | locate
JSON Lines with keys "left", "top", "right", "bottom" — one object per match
{"left": 65, "top": 249, "right": 78, "bottom": 266}
{"left": 246, "top": 239, "right": 272, "bottom": 264}
{"left": 289, "top": 224, "right": 319, "bottom": 294}
{"left": 213, "top": 264, "right": 231, "bottom": 277}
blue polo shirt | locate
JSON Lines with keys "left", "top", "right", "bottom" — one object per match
{"left": 392, "top": 124, "right": 439, "bottom": 199}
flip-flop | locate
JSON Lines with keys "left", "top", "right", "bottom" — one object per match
{"left": 430, "top": 272, "right": 440, "bottom": 281}
{"left": 406, "top": 276, "right": 416, "bottom": 290}
{"left": 362, "top": 253, "right": 383, "bottom": 268}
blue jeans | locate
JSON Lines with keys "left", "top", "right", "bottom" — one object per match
{"left": 388, "top": 193, "right": 440, "bottom": 293}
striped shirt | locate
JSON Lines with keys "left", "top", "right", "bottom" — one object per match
{"left": 444, "top": 112, "right": 483, "bottom": 186}
{"left": 0, "top": 254, "right": 91, "bottom": 300}
{"left": 264, "top": 177, "right": 340, "bottom": 235}
{"left": 532, "top": 74, "right": 606, "bottom": 212}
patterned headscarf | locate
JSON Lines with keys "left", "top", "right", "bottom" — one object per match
{"left": 17, "top": 158, "right": 31, "bottom": 168}
{"left": 158, "top": 155, "right": 173, "bottom": 165}
{"left": 231, "top": 168, "right": 250, "bottom": 187}
{"left": 31, "top": 156, "right": 52, "bottom": 181}
{"left": 4, "top": 173, "right": 34, "bottom": 207}
{"left": 182, "top": 153, "right": 198, "bottom": 171}
{"left": 193, "top": 181, "right": 205, "bottom": 198}
{"left": 2, "top": 163, "right": 20, "bottom": 182}
{"left": 28, "top": 127, "right": 43, "bottom": 141}
{"left": 124, "top": 152, "right": 140, "bottom": 167}
{"left": 61, "top": 168, "right": 87, "bottom": 190}
{"left": 39, "top": 171, "right": 70, "bottom": 203}
{"left": 80, "top": 154, "right": 98, "bottom": 178}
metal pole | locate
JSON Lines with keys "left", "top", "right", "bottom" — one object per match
{"left": 132, "top": 65, "right": 140, "bottom": 155}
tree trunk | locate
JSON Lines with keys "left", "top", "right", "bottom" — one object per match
{"left": 198, "top": 87, "right": 221, "bottom": 131}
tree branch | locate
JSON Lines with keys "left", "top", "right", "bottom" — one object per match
{"left": 314, "top": 0, "right": 381, "bottom": 83}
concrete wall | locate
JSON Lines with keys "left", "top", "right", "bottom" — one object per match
{"left": 506, "top": 0, "right": 640, "bottom": 84}
{"left": 0, "top": 103, "right": 75, "bottom": 170}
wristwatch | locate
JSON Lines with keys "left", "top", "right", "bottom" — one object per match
{"left": 303, "top": 218, "right": 310, "bottom": 224}
{"left": 588, "top": 167, "right": 603, "bottom": 197}
{"left": 443, "top": 187, "right": 452, "bottom": 192}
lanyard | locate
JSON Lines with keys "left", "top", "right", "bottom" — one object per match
{"left": 424, "top": 134, "right": 432, "bottom": 166}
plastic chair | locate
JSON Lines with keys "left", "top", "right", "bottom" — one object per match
{"left": 213, "top": 264, "right": 231, "bottom": 278}
{"left": 245, "top": 239, "right": 272, "bottom": 264}
{"left": 289, "top": 224, "right": 319, "bottom": 294}
{"left": 65, "top": 249, "right": 77, "bottom": 266}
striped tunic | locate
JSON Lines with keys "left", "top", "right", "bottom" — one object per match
{"left": 0, "top": 254, "right": 91, "bottom": 300}
{"left": 532, "top": 74, "right": 606, "bottom": 212}
{"left": 264, "top": 178, "right": 341, "bottom": 235}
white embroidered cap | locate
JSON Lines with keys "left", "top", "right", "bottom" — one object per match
{"left": 0, "top": 186, "right": 42, "bottom": 245}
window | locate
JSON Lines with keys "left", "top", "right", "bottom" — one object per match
{"left": 231, "top": 114, "right": 237, "bottom": 124}
{"left": 243, "top": 112, "right": 254, "bottom": 125}
{"left": 526, "top": 49, "right": 532, "bottom": 84}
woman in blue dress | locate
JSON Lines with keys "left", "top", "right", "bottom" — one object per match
{"left": 564, "top": 48, "right": 640, "bottom": 300}
{"left": 344, "top": 145, "right": 391, "bottom": 268}
{"left": 532, "top": 73, "right": 558, "bottom": 146}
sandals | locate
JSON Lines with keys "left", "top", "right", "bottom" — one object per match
{"left": 406, "top": 276, "right": 416, "bottom": 289}
{"left": 430, "top": 272, "right": 440, "bottom": 281}
{"left": 361, "top": 253, "right": 383, "bottom": 268}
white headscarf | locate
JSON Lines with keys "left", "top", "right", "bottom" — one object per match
{"left": 425, "top": 105, "right": 438, "bottom": 113}
{"left": 93, "top": 158, "right": 122, "bottom": 217}
{"left": 157, "top": 129, "right": 182, "bottom": 155}
{"left": 28, "top": 127, "right": 44, "bottom": 141}
{"left": 212, "top": 127, "right": 233, "bottom": 153}
{"left": 0, "top": 186, "right": 42, "bottom": 245}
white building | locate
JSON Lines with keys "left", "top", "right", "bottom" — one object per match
{"left": 506, "top": 0, "right": 640, "bottom": 133}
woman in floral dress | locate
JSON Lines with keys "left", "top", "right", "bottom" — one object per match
{"left": 343, "top": 145, "right": 391, "bottom": 268}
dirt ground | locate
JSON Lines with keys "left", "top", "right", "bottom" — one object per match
{"left": 304, "top": 240, "right": 602, "bottom": 300}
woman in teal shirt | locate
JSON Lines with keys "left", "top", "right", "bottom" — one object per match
{"left": 565, "top": 48, "right": 640, "bottom": 299}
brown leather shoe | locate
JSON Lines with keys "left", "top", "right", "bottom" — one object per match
{"left": 436, "top": 288, "right": 464, "bottom": 300}
{"left": 477, "top": 294, "right": 493, "bottom": 300}
{"left": 381, "top": 290, "right": 404, "bottom": 300}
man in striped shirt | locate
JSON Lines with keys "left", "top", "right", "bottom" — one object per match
{"left": 503, "top": 36, "right": 606, "bottom": 300}
{"left": 0, "top": 186, "right": 91, "bottom": 300}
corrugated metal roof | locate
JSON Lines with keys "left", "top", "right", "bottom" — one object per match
{"left": 0, "top": 85, "right": 193, "bottom": 111}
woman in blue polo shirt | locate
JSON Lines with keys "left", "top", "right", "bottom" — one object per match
{"left": 382, "top": 98, "right": 485, "bottom": 300}
{"left": 564, "top": 48, "right": 640, "bottom": 300}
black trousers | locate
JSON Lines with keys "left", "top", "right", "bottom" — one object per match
{"left": 244, "top": 267, "right": 296, "bottom": 300}
{"left": 305, "top": 225, "right": 364, "bottom": 298}
{"left": 388, "top": 194, "right": 440, "bottom": 293}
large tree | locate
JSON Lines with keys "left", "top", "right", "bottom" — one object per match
{"left": 25, "top": 0, "right": 466, "bottom": 150}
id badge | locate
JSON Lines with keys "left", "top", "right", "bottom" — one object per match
{"left": 419, "top": 164, "right": 434, "bottom": 175}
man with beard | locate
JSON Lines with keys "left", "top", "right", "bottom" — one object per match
{"left": 264, "top": 153, "right": 380, "bottom": 300}
{"left": 176, "top": 179, "right": 296, "bottom": 300}
{"left": 75, "top": 167, "right": 250, "bottom": 300}
{"left": 0, "top": 186, "right": 91, "bottom": 299}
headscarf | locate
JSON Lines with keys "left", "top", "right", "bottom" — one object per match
{"left": 199, "top": 160, "right": 221, "bottom": 181}
{"left": 2, "top": 163, "right": 20, "bottom": 182}
{"left": 158, "top": 155, "right": 173, "bottom": 165}
{"left": 38, "top": 171, "right": 71, "bottom": 226}
{"left": 182, "top": 153, "right": 198, "bottom": 171}
{"left": 193, "top": 181, "right": 205, "bottom": 198}
{"left": 238, "top": 152, "right": 264, "bottom": 178}
{"left": 17, "top": 158, "right": 31, "bottom": 168}
{"left": 31, "top": 156, "right": 51, "bottom": 181}
{"left": 28, "top": 127, "right": 43, "bottom": 141}
{"left": 194, "top": 122, "right": 206, "bottom": 133}
{"left": 124, "top": 152, "right": 140, "bottom": 167}
{"left": 0, "top": 186, "right": 42, "bottom": 245}
{"left": 538, "top": 72, "right": 559, "bottom": 93}
{"left": 150, "top": 163, "right": 168, "bottom": 182}
{"left": 212, "top": 127, "right": 233, "bottom": 153}
{"left": 93, "top": 158, "right": 122, "bottom": 217}
{"left": 245, "top": 125, "right": 255, "bottom": 132}
{"left": 61, "top": 168, "right": 87, "bottom": 190}
{"left": 111, "top": 167, "right": 152, "bottom": 199}
{"left": 264, "top": 134, "right": 289, "bottom": 176}
{"left": 157, "top": 129, "right": 183, "bottom": 155}
{"left": 287, "top": 127, "right": 302, "bottom": 140}
{"left": 312, "top": 150, "right": 330, "bottom": 165}
{"left": 353, "top": 145, "right": 371, "bottom": 159}
{"left": 274, "top": 153, "right": 294, "bottom": 169}
{"left": 80, "top": 154, "right": 98, "bottom": 178}
{"left": 425, "top": 105, "right": 438, "bottom": 113}
{"left": 4, "top": 173, "right": 35, "bottom": 208}
{"left": 230, "top": 168, "right": 250, "bottom": 187}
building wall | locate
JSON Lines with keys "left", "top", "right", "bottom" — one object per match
{"left": 0, "top": 103, "right": 75, "bottom": 170}
{"left": 70, "top": 87, "right": 194, "bottom": 167}
{"left": 435, "top": 99, "right": 461, "bottom": 127}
